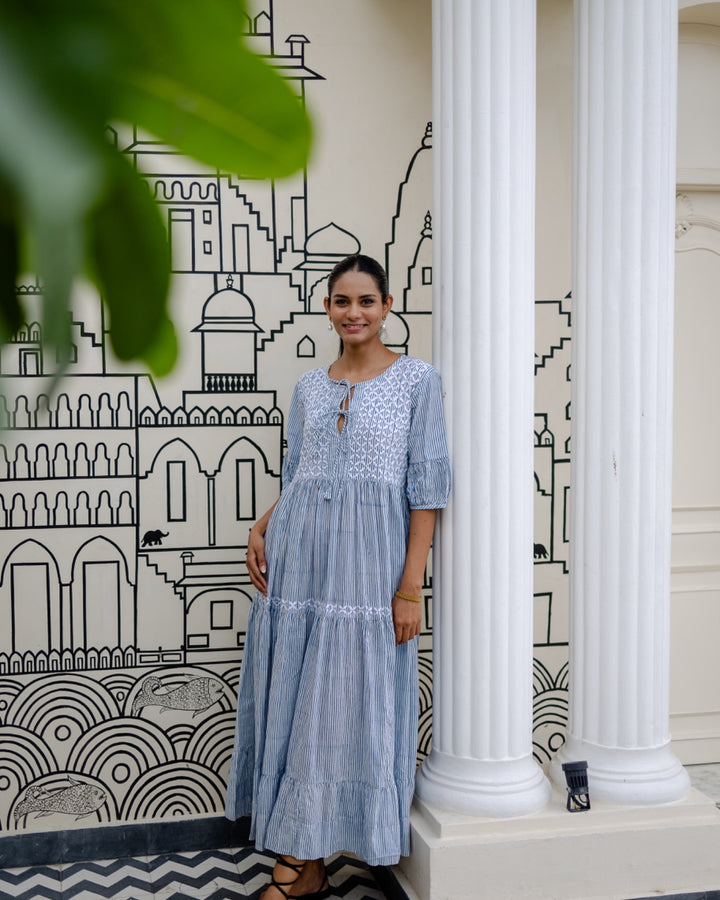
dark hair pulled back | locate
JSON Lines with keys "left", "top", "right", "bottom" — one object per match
{"left": 327, "top": 254, "right": 389, "bottom": 300}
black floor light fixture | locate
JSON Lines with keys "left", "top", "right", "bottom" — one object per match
{"left": 561, "top": 760, "right": 591, "bottom": 812}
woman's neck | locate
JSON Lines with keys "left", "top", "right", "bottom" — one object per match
{"left": 330, "top": 341, "right": 399, "bottom": 383}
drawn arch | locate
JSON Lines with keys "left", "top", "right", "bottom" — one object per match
{"left": 219, "top": 666, "right": 241, "bottom": 695}
{"left": 0, "top": 725, "right": 57, "bottom": 787}
{"left": 0, "top": 677, "right": 24, "bottom": 721}
{"left": 183, "top": 711, "right": 236, "bottom": 776}
{"left": 532, "top": 659, "right": 569, "bottom": 764}
{"left": 119, "top": 761, "right": 226, "bottom": 820}
{"left": 186, "top": 588, "right": 252, "bottom": 650}
{"left": 67, "top": 717, "right": 175, "bottom": 805}
{"left": 70, "top": 536, "right": 135, "bottom": 655}
{"left": 143, "top": 438, "right": 205, "bottom": 535}
{"left": 5, "top": 673, "right": 119, "bottom": 769}
{"left": 147, "top": 437, "right": 204, "bottom": 477}
{"left": 217, "top": 436, "right": 273, "bottom": 475}
{"left": 166, "top": 723, "right": 195, "bottom": 756}
{"left": 217, "top": 436, "right": 273, "bottom": 525}
{"left": 0, "top": 540, "right": 62, "bottom": 658}
{"left": 417, "top": 655, "right": 433, "bottom": 764}
{"left": 99, "top": 673, "right": 136, "bottom": 707}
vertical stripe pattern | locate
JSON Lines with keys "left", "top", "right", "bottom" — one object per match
{"left": 225, "top": 355, "right": 450, "bottom": 866}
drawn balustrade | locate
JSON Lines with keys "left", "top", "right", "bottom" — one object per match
{"left": 0, "top": 391, "right": 136, "bottom": 430}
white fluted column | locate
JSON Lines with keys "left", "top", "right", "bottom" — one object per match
{"left": 550, "top": 0, "right": 690, "bottom": 805}
{"left": 415, "top": 0, "right": 550, "bottom": 817}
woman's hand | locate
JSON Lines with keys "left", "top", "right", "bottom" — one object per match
{"left": 392, "top": 594, "right": 422, "bottom": 645}
{"left": 246, "top": 525, "right": 268, "bottom": 594}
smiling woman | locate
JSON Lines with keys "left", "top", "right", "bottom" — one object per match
{"left": 324, "top": 254, "right": 392, "bottom": 360}
{"left": 225, "top": 254, "right": 451, "bottom": 900}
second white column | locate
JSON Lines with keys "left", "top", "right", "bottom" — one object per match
{"left": 551, "top": 0, "right": 690, "bottom": 805}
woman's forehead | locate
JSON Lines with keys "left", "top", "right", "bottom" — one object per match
{"left": 330, "top": 269, "right": 381, "bottom": 295}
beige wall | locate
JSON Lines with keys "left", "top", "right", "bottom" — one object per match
{"left": 533, "top": 0, "right": 720, "bottom": 765}
{"left": 670, "top": 10, "right": 720, "bottom": 763}
{"left": 1, "top": 0, "right": 718, "bottom": 846}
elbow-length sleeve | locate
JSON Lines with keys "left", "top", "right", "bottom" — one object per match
{"left": 406, "top": 368, "right": 451, "bottom": 509}
{"left": 281, "top": 383, "right": 304, "bottom": 488}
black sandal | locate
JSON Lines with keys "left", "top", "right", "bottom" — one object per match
{"left": 298, "top": 880, "right": 331, "bottom": 900}
{"left": 292, "top": 862, "right": 331, "bottom": 900}
{"left": 265, "top": 855, "right": 305, "bottom": 900}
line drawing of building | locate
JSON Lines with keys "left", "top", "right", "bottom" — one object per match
{"left": 0, "top": 4, "right": 572, "bottom": 832}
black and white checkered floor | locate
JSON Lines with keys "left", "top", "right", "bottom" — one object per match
{"left": 0, "top": 847, "right": 392, "bottom": 900}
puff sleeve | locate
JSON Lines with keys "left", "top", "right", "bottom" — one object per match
{"left": 281, "top": 383, "right": 304, "bottom": 489}
{"left": 406, "top": 368, "right": 451, "bottom": 509}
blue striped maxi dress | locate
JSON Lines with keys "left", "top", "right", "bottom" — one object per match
{"left": 225, "top": 355, "right": 451, "bottom": 866}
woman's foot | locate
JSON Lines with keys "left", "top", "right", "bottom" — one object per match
{"left": 289, "top": 859, "right": 329, "bottom": 898}
{"left": 260, "top": 855, "right": 306, "bottom": 900}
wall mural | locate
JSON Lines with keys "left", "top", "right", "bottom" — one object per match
{"left": 0, "top": 6, "right": 570, "bottom": 835}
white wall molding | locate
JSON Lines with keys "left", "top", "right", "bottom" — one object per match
{"left": 671, "top": 712, "right": 720, "bottom": 765}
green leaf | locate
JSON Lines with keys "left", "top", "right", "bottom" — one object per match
{"left": 35, "top": 216, "right": 81, "bottom": 365}
{"left": 106, "top": 0, "right": 312, "bottom": 178}
{"left": 0, "top": 217, "right": 22, "bottom": 342}
{"left": 0, "top": 21, "right": 105, "bottom": 222}
{"left": 141, "top": 315, "right": 179, "bottom": 378}
{"left": 0, "top": 0, "right": 313, "bottom": 376}
{"left": 88, "top": 151, "right": 175, "bottom": 372}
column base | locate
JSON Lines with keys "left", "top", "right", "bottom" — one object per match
{"left": 415, "top": 749, "right": 551, "bottom": 817}
{"left": 399, "top": 787, "right": 720, "bottom": 900}
{"left": 550, "top": 734, "right": 691, "bottom": 806}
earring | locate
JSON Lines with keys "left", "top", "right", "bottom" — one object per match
{"left": 380, "top": 318, "right": 387, "bottom": 334}
{"left": 327, "top": 319, "right": 333, "bottom": 331}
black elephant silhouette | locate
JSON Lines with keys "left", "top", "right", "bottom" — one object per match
{"left": 534, "top": 542, "right": 548, "bottom": 559}
{"left": 141, "top": 529, "right": 169, "bottom": 547}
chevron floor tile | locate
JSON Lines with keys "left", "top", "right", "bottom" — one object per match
{"left": 0, "top": 847, "right": 390, "bottom": 899}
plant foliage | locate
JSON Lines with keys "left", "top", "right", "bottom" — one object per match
{"left": 0, "top": 0, "right": 312, "bottom": 375}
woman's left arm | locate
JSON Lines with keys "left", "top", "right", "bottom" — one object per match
{"left": 392, "top": 508, "right": 437, "bottom": 645}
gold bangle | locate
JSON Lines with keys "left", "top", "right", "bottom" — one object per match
{"left": 394, "top": 590, "right": 422, "bottom": 603}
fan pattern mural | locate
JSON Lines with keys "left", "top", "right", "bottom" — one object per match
{"left": 0, "top": 3, "right": 571, "bottom": 836}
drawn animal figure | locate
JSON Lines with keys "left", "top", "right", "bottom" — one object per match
{"left": 132, "top": 675, "right": 224, "bottom": 717}
{"left": 14, "top": 778, "right": 106, "bottom": 824}
{"left": 534, "top": 543, "right": 548, "bottom": 559}
{"left": 141, "top": 529, "right": 169, "bottom": 547}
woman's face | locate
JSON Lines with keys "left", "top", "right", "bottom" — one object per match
{"left": 324, "top": 269, "right": 391, "bottom": 347}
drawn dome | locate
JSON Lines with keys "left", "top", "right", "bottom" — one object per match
{"left": 194, "top": 275, "right": 260, "bottom": 332}
{"left": 304, "top": 222, "right": 360, "bottom": 256}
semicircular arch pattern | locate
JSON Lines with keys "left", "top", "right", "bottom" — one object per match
{"left": 6, "top": 675, "right": 120, "bottom": 768}
{"left": 99, "top": 673, "right": 137, "bottom": 709}
{"left": 119, "top": 762, "right": 226, "bottom": 820}
{"left": 183, "top": 711, "right": 236, "bottom": 777}
{"left": 0, "top": 727, "right": 57, "bottom": 832}
{"left": 66, "top": 718, "right": 176, "bottom": 808}
{"left": 0, "top": 678, "right": 24, "bottom": 723}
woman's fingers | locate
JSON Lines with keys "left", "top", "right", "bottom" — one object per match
{"left": 392, "top": 597, "right": 422, "bottom": 644}
{"left": 246, "top": 531, "right": 268, "bottom": 594}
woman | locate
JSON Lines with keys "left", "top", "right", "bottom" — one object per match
{"left": 225, "top": 254, "right": 450, "bottom": 900}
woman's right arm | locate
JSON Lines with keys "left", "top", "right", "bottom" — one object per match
{"left": 246, "top": 500, "right": 278, "bottom": 594}
{"left": 247, "top": 380, "right": 303, "bottom": 594}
